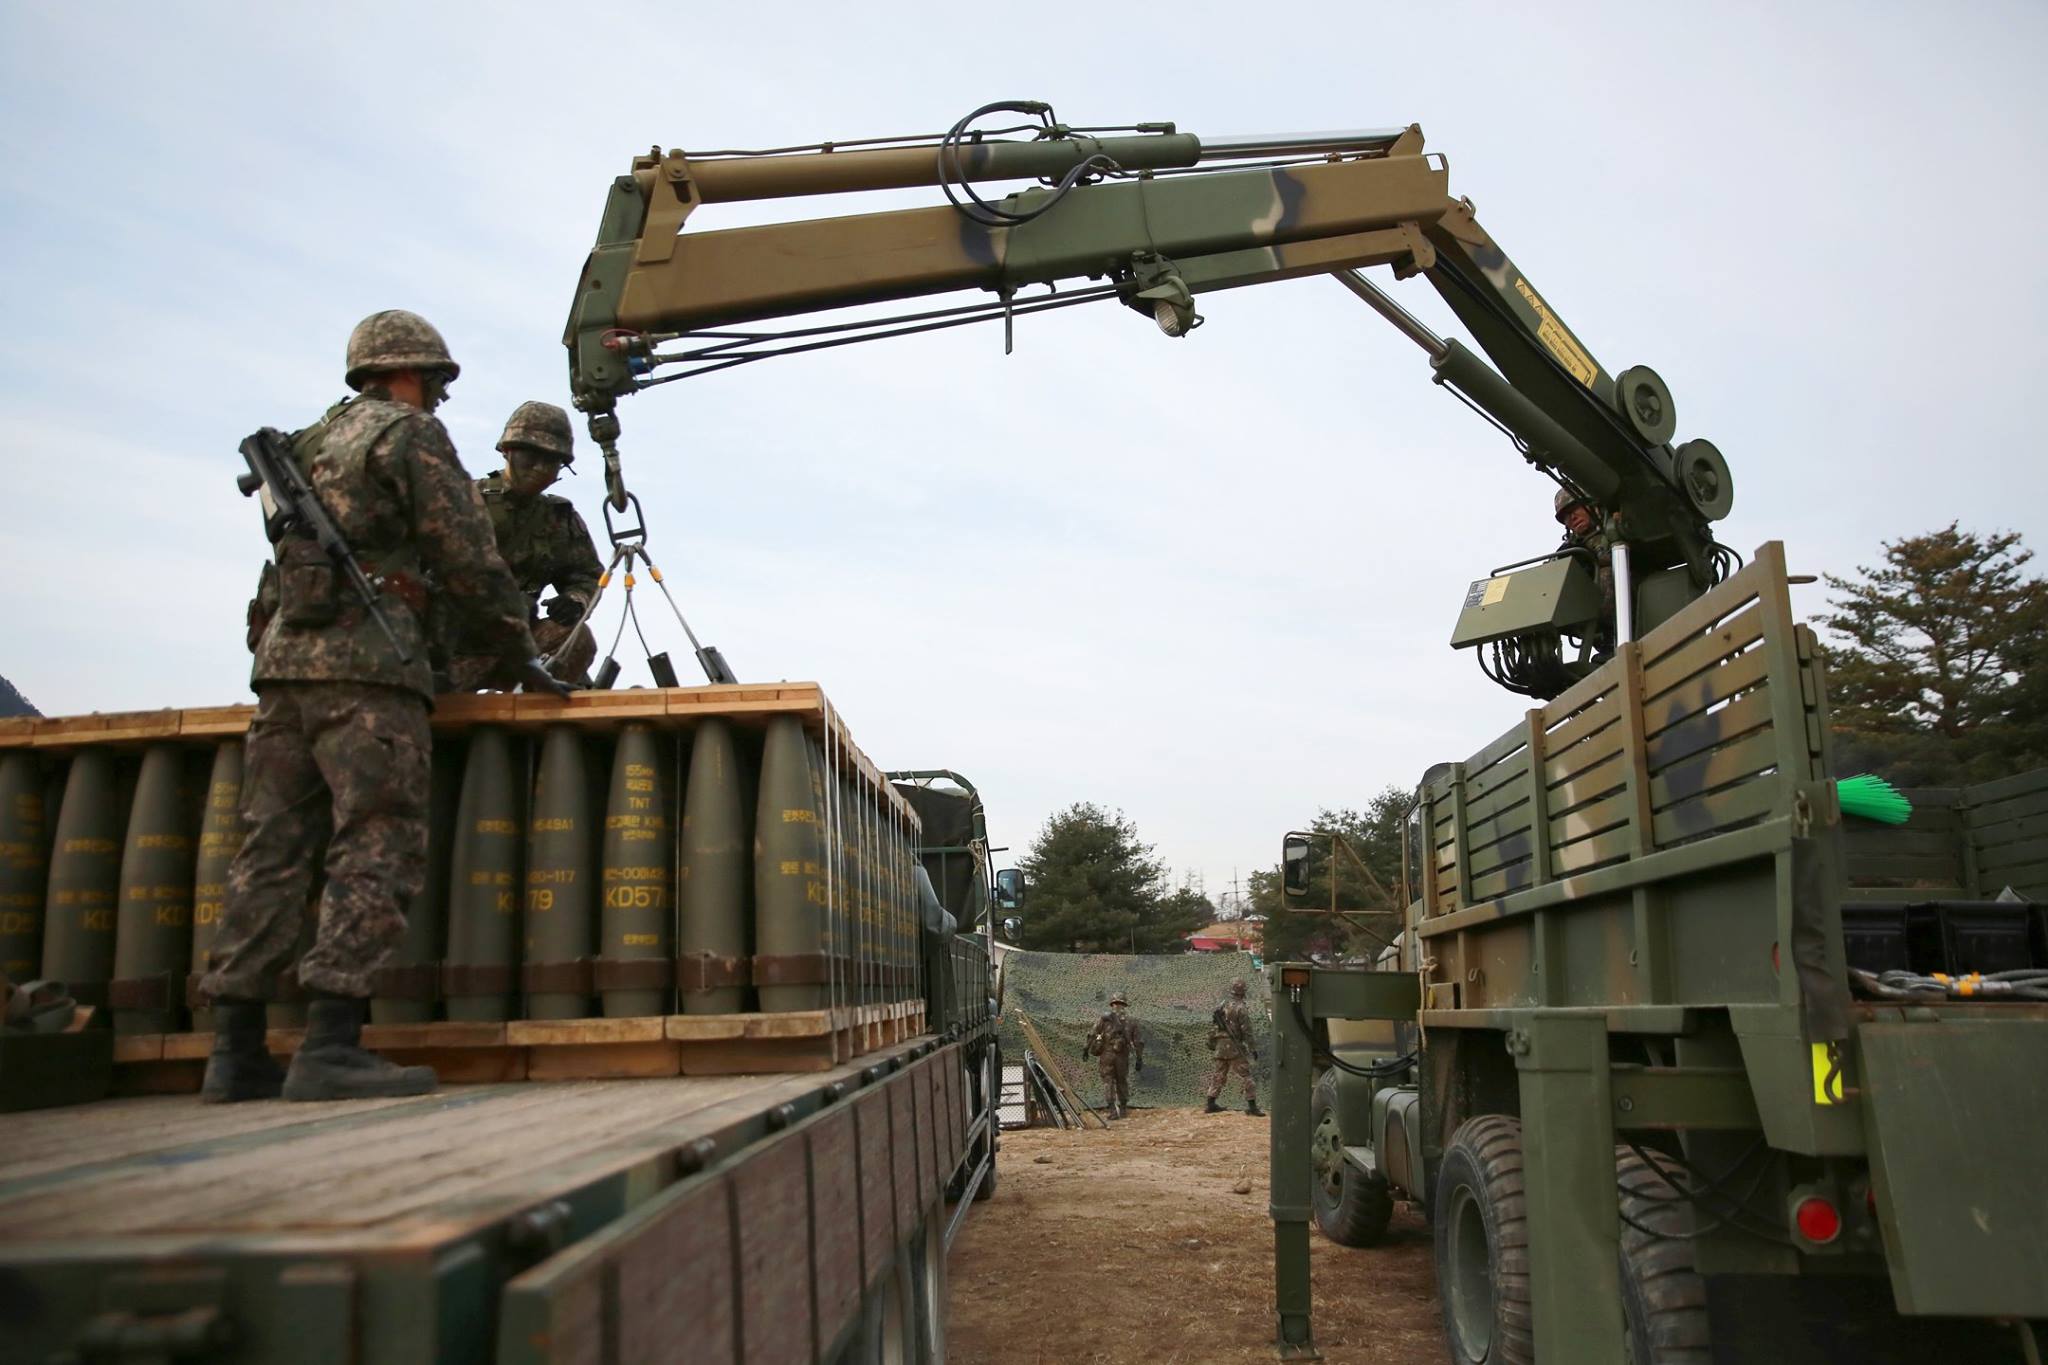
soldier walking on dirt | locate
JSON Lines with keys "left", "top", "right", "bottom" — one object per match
{"left": 201, "top": 310, "right": 560, "bottom": 1105}
{"left": 1205, "top": 977, "right": 1263, "bottom": 1116}
{"left": 1085, "top": 991, "right": 1144, "bottom": 1119}
{"left": 444, "top": 401, "right": 604, "bottom": 690}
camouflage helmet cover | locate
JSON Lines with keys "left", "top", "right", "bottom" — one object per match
{"left": 1554, "top": 486, "right": 1590, "bottom": 523}
{"left": 497, "top": 400, "right": 576, "bottom": 463}
{"left": 1109, "top": 992, "right": 1128, "bottom": 1006}
{"left": 345, "top": 309, "right": 459, "bottom": 390}
{"left": 1230, "top": 978, "right": 1247, "bottom": 996}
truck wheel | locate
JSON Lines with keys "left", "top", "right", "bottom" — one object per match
{"left": 1615, "top": 1145, "right": 1711, "bottom": 1364}
{"left": 1311, "top": 1070, "right": 1394, "bottom": 1246}
{"left": 1433, "top": 1115, "right": 1534, "bottom": 1365}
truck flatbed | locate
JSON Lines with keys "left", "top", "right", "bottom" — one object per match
{"left": 1, "top": 1035, "right": 985, "bottom": 1364}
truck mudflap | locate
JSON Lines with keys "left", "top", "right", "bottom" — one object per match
{"left": 1858, "top": 1016, "right": 2048, "bottom": 1317}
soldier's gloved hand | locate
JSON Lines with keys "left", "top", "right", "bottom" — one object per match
{"left": 518, "top": 656, "right": 574, "bottom": 698}
{"left": 544, "top": 595, "right": 583, "bottom": 625}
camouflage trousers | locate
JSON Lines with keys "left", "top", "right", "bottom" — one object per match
{"left": 446, "top": 618, "right": 595, "bottom": 691}
{"left": 1207, "top": 1052, "right": 1256, "bottom": 1103}
{"left": 200, "top": 682, "right": 429, "bottom": 1001}
{"left": 1097, "top": 1053, "right": 1131, "bottom": 1111}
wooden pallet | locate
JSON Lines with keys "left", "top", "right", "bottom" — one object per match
{"left": 109, "top": 1001, "right": 928, "bottom": 1093}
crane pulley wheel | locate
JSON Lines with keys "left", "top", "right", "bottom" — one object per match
{"left": 1614, "top": 364, "right": 1677, "bottom": 446}
{"left": 1674, "top": 438, "right": 1734, "bottom": 521}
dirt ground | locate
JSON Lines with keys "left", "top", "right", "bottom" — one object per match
{"left": 947, "top": 1106, "right": 1449, "bottom": 1365}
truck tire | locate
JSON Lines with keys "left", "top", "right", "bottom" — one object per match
{"left": 1434, "top": 1115, "right": 1534, "bottom": 1365}
{"left": 974, "top": 1135, "right": 998, "bottom": 1202}
{"left": 1615, "top": 1145, "right": 1711, "bottom": 1364}
{"left": 1311, "top": 1070, "right": 1394, "bottom": 1246}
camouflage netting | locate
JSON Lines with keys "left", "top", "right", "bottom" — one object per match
{"left": 996, "top": 948, "right": 1272, "bottom": 1113}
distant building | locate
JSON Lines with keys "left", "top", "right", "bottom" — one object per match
{"left": 1185, "top": 917, "right": 1263, "bottom": 953}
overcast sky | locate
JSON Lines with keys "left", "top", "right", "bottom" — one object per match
{"left": 3, "top": 2, "right": 2044, "bottom": 905}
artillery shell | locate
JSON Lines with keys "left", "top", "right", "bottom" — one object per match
{"left": 0, "top": 753, "right": 47, "bottom": 983}
{"left": 755, "top": 716, "right": 828, "bottom": 1012}
{"left": 445, "top": 728, "right": 523, "bottom": 1022}
{"left": 40, "top": 750, "right": 125, "bottom": 1010}
{"left": 374, "top": 743, "right": 460, "bottom": 1025}
{"left": 600, "top": 724, "right": 673, "bottom": 1017}
{"left": 525, "top": 725, "right": 595, "bottom": 1020}
{"left": 186, "top": 742, "right": 246, "bottom": 1033}
{"left": 679, "top": 718, "right": 750, "bottom": 1015}
{"left": 111, "top": 745, "right": 196, "bottom": 1034}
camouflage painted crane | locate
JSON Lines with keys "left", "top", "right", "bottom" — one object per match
{"left": 561, "top": 103, "right": 1737, "bottom": 697}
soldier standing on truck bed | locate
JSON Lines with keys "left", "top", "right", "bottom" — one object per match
{"left": 444, "top": 401, "right": 604, "bottom": 690}
{"left": 1084, "top": 991, "right": 1144, "bottom": 1119}
{"left": 201, "top": 309, "right": 559, "bottom": 1104}
{"left": 1204, "top": 977, "right": 1264, "bottom": 1116}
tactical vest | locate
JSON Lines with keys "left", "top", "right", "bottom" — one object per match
{"left": 251, "top": 397, "right": 436, "bottom": 697}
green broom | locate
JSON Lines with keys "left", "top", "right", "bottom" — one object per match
{"left": 1836, "top": 774, "right": 1912, "bottom": 825}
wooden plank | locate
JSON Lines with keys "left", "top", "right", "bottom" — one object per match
{"left": 1642, "top": 690, "right": 1773, "bottom": 773}
{"left": 1634, "top": 549, "right": 1773, "bottom": 673}
{"left": 384, "top": 1045, "right": 528, "bottom": 1084}
{"left": 1968, "top": 811, "right": 2048, "bottom": 851}
{"left": 1976, "top": 839, "right": 2048, "bottom": 876}
{"left": 1960, "top": 768, "right": 2048, "bottom": 808}
{"left": 508, "top": 1016, "right": 666, "bottom": 1046}
{"left": 1842, "top": 854, "right": 1974, "bottom": 883}
{"left": 1548, "top": 750, "right": 1628, "bottom": 816}
{"left": 1545, "top": 720, "right": 1627, "bottom": 791}
{"left": 1465, "top": 855, "right": 1539, "bottom": 904}
{"left": 1979, "top": 857, "right": 2048, "bottom": 895}
{"left": 1542, "top": 693, "right": 1622, "bottom": 770}
{"left": 1467, "top": 821, "right": 1539, "bottom": 881}
{"left": 1640, "top": 603, "right": 1767, "bottom": 702}
{"left": 1550, "top": 824, "right": 1635, "bottom": 877}
{"left": 1548, "top": 789, "right": 1632, "bottom": 851}
{"left": 1968, "top": 790, "right": 2048, "bottom": 829}
{"left": 1841, "top": 885, "right": 1966, "bottom": 903}
{"left": 1639, "top": 646, "right": 1770, "bottom": 739}
{"left": 731, "top": 1127, "right": 815, "bottom": 1365}
{"left": 1462, "top": 742, "right": 1531, "bottom": 805}
{"left": 0, "top": 717, "right": 37, "bottom": 749}
{"left": 806, "top": 1107, "right": 865, "bottom": 1352}
{"left": 1524, "top": 711, "right": 1553, "bottom": 887}
{"left": 523, "top": 1039, "right": 683, "bottom": 1080}
{"left": 178, "top": 706, "right": 254, "bottom": 738}
{"left": 676, "top": 1037, "right": 838, "bottom": 1075}
{"left": 1650, "top": 776, "right": 1781, "bottom": 846}
{"left": 1616, "top": 641, "right": 1655, "bottom": 857}
{"left": 1842, "top": 829, "right": 1959, "bottom": 857}
{"left": 1462, "top": 795, "right": 1534, "bottom": 856}
{"left": 1645, "top": 729, "right": 1781, "bottom": 810}
{"left": 1463, "top": 773, "right": 1533, "bottom": 829}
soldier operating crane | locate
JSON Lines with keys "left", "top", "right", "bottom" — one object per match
{"left": 558, "top": 101, "right": 1741, "bottom": 697}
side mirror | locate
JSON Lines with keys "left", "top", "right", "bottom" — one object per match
{"left": 1000, "top": 915, "right": 1022, "bottom": 941}
{"left": 1282, "top": 833, "right": 1313, "bottom": 903}
{"left": 994, "top": 868, "right": 1025, "bottom": 910}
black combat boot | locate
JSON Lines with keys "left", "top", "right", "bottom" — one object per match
{"left": 283, "top": 997, "right": 437, "bottom": 1101}
{"left": 200, "top": 1000, "right": 285, "bottom": 1103}
{"left": 1203, "top": 1096, "right": 1222, "bottom": 1114}
{"left": 1246, "top": 1099, "right": 1266, "bottom": 1117}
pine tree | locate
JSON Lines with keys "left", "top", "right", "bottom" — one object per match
{"left": 1249, "top": 787, "right": 1412, "bottom": 962}
{"left": 1015, "top": 804, "right": 1169, "bottom": 953}
{"left": 1820, "top": 525, "right": 2048, "bottom": 785}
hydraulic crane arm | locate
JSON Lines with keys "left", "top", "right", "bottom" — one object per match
{"left": 562, "top": 105, "right": 1737, "bottom": 693}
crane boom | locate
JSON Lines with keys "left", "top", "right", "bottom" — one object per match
{"left": 562, "top": 108, "right": 1736, "bottom": 695}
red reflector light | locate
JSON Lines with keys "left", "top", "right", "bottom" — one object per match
{"left": 1770, "top": 941, "right": 1780, "bottom": 974}
{"left": 1795, "top": 1196, "right": 1842, "bottom": 1244}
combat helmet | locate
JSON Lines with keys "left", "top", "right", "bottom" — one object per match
{"left": 1230, "top": 978, "right": 1247, "bottom": 997}
{"left": 345, "top": 310, "right": 459, "bottom": 391}
{"left": 1554, "top": 486, "right": 1590, "bottom": 524}
{"left": 1109, "top": 992, "right": 1128, "bottom": 1007}
{"left": 497, "top": 400, "right": 576, "bottom": 463}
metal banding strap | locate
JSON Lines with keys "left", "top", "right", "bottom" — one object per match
{"left": 371, "top": 963, "right": 442, "bottom": 1002}
{"left": 592, "top": 957, "right": 675, "bottom": 991}
{"left": 65, "top": 979, "right": 109, "bottom": 1009}
{"left": 677, "top": 951, "right": 747, "bottom": 992}
{"left": 522, "top": 958, "right": 596, "bottom": 996}
{"left": 440, "top": 963, "right": 519, "bottom": 999}
{"left": 752, "top": 952, "right": 852, "bottom": 987}
{"left": 106, "top": 973, "right": 175, "bottom": 1011}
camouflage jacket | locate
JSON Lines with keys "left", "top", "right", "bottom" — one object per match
{"left": 476, "top": 472, "right": 603, "bottom": 619}
{"left": 1211, "top": 997, "right": 1253, "bottom": 1060}
{"left": 250, "top": 397, "right": 535, "bottom": 699}
{"left": 1087, "top": 1012, "right": 1142, "bottom": 1065}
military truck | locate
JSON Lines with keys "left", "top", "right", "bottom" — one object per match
{"left": 0, "top": 693, "right": 1010, "bottom": 1365}
{"left": 1270, "top": 544, "right": 2048, "bottom": 1362}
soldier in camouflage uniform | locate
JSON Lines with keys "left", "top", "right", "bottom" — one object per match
{"left": 1556, "top": 487, "right": 1616, "bottom": 655}
{"left": 444, "top": 401, "right": 602, "bottom": 691}
{"left": 201, "top": 310, "right": 556, "bottom": 1105}
{"left": 1084, "top": 991, "right": 1144, "bottom": 1119}
{"left": 1204, "top": 977, "right": 1263, "bottom": 1115}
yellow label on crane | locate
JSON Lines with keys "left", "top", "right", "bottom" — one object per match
{"left": 1481, "top": 576, "right": 1511, "bottom": 606}
{"left": 1515, "top": 277, "right": 1598, "bottom": 388}
{"left": 1810, "top": 1042, "right": 1846, "bottom": 1105}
